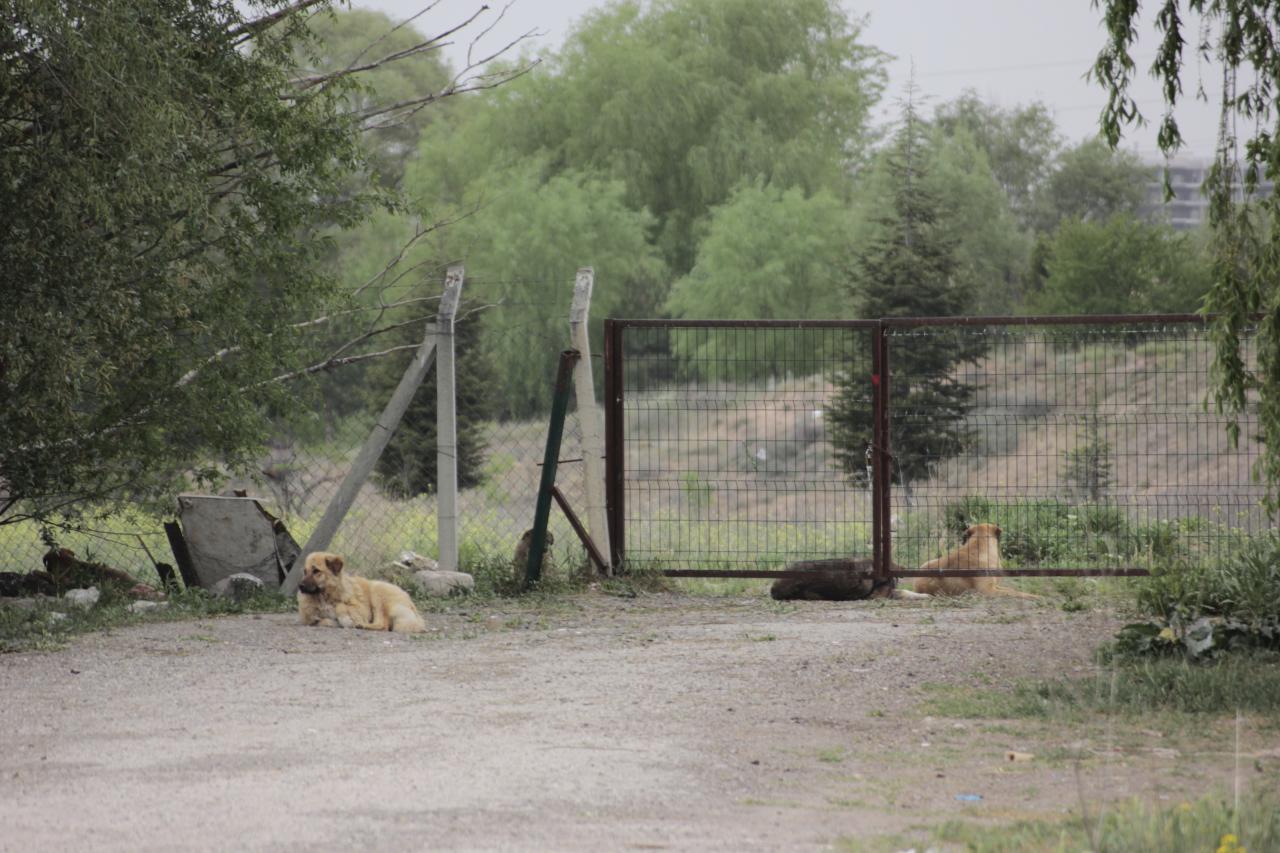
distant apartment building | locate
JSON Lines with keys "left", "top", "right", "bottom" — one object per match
{"left": 1140, "top": 157, "right": 1275, "bottom": 231}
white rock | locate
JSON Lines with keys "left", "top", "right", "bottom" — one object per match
{"left": 210, "top": 573, "right": 265, "bottom": 600}
{"left": 398, "top": 551, "right": 441, "bottom": 572}
{"left": 64, "top": 587, "right": 100, "bottom": 609}
{"left": 127, "top": 600, "right": 168, "bottom": 614}
{"left": 413, "top": 570, "right": 474, "bottom": 597}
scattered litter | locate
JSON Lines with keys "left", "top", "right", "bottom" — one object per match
{"left": 1006, "top": 751, "right": 1035, "bottom": 762}
{"left": 955, "top": 793, "right": 983, "bottom": 802}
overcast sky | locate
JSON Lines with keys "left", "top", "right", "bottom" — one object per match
{"left": 353, "top": 0, "right": 1223, "bottom": 162}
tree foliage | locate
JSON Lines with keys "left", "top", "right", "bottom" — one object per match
{"left": 665, "top": 182, "right": 857, "bottom": 376}
{"left": 828, "top": 98, "right": 987, "bottom": 488}
{"left": 371, "top": 311, "right": 494, "bottom": 497}
{"left": 0, "top": 0, "right": 518, "bottom": 526}
{"left": 302, "top": 8, "right": 451, "bottom": 188}
{"left": 923, "top": 126, "right": 1033, "bottom": 313}
{"left": 1035, "top": 214, "right": 1211, "bottom": 315}
{"left": 406, "top": 0, "right": 886, "bottom": 278}
{"left": 405, "top": 159, "right": 665, "bottom": 419}
{"left": 377, "top": 0, "right": 886, "bottom": 414}
{"left": 934, "top": 91, "right": 1061, "bottom": 229}
{"left": 1031, "top": 139, "right": 1153, "bottom": 233}
{"left": 1092, "top": 1, "right": 1280, "bottom": 507}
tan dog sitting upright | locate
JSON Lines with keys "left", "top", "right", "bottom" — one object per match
{"left": 297, "top": 552, "right": 426, "bottom": 633}
{"left": 912, "top": 523, "right": 1040, "bottom": 599}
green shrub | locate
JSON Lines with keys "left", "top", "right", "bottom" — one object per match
{"left": 944, "top": 495, "right": 995, "bottom": 534}
{"left": 1138, "top": 531, "right": 1280, "bottom": 623}
{"left": 1118, "top": 531, "right": 1280, "bottom": 659}
{"left": 933, "top": 496, "right": 1204, "bottom": 569}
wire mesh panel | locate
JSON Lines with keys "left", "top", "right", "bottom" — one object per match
{"left": 611, "top": 321, "right": 877, "bottom": 574}
{"left": 886, "top": 318, "right": 1266, "bottom": 575}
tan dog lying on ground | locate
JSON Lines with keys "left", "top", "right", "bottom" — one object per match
{"left": 912, "top": 523, "right": 1040, "bottom": 599}
{"left": 297, "top": 552, "right": 426, "bottom": 633}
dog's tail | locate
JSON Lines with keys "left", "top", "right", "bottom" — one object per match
{"left": 890, "top": 588, "right": 931, "bottom": 600}
{"left": 389, "top": 603, "right": 427, "bottom": 633}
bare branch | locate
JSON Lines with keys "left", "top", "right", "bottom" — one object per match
{"left": 348, "top": 1, "right": 445, "bottom": 69}
{"left": 264, "top": 343, "right": 425, "bottom": 385}
{"left": 229, "top": 0, "right": 330, "bottom": 44}
{"left": 286, "top": 6, "right": 488, "bottom": 92}
{"left": 468, "top": 1, "right": 509, "bottom": 68}
{"left": 351, "top": 205, "right": 484, "bottom": 301}
{"left": 262, "top": 300, "right": 498, "bottom": 386}
{"left": 322, "top": 314, "right": 436, "bottom": 365}
{"left": 354, "top": 57, "right": 538, "bottom": 130}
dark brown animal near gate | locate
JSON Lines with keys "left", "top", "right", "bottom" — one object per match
{"left": 770, "top": 558, "right": 930, "bottom": 601}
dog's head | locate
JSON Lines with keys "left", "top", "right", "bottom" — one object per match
{"left": 519, "top": 530, "right": 554, "bottom": 546}
{"left": 298, "top": 551, "right": 344, "bottom": 596}
{"left": 961, "top": 523, "right": 1002, "bottom": 544}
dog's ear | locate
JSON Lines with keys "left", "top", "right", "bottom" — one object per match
{"left": 961, "top": 525, "right": 975, "bottom": 544}
{"left": 324, "top": 554, "right": 344, "bottom": 574}
{"left": 994, "top": 525, "right": 1003, "bottom": 540}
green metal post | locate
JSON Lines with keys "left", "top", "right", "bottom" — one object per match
{"left": 525, "top": 350, "right": 581, "bottom": 588}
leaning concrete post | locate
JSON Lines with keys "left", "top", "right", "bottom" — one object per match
{"left": 279, "top": 268, "right": 457, "bottom": 596}
{"left": 569, "top": 267, "right": 612, "bottom": 575}
{"left": 435, "top": 266, "right": 465, "bottom": 573}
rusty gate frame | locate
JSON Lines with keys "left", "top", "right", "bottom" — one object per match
{"left": 604, "top": 313, "right": 1231, "bottom": 580}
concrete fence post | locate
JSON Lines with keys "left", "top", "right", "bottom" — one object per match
{"left": 435, "top": 265, "right": 465, "bottom": 573}
{"left": 279, "top": 268, "right": 456, "bottom": 595}
{"left": 569, "top": 267, "right": 613, "bottom": 574}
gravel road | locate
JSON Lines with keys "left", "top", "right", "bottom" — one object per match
{"left": 0, "top": 593, "right": 1267, "bottom": 851}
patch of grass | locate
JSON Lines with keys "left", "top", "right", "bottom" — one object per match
{"left": 921, "top": 682, "right": 1061, "bottom": 719}
{"left": 1138, "top": 530, "right": 1280, "bottom": 625}
{"left": 816, "top": 747, "right": 846, "bottom": 763}
{"left": 922, "top": 654, "right": 1280, "bottom": 719}
{"left": 932, "top": 790, "right": 1280, "bottom": 853}
{"left": 834, "top": 831, "right": 918, "bottom": 852}
{"left": 0, "top": 586, "right": 292, "bottom": 653}
{"left": 671, "top": 576, "right": 771, "bottom": 597}
{"left": 596, "top": 559, "right": 675, "bottom": 598}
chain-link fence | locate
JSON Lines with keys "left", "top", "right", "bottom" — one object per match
{"left": 0, "top": 275, "right": 603, "bottom": 586}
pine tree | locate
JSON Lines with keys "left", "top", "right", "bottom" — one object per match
{"left": 372, "top": 310, "right": 495, "bottom": 498}
{"left": 828, "top": 94, "right": 987, "bottom": 488}
{"left": 1062, "top": 414, "right": 1114, "bottom": 501}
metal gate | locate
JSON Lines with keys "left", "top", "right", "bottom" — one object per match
{"left": 603, "top": 316, "right": 1266, "bottom": 580}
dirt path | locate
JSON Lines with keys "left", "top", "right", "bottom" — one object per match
{"left": 0, "top": 594, "right": 1271, "bottom": 851}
